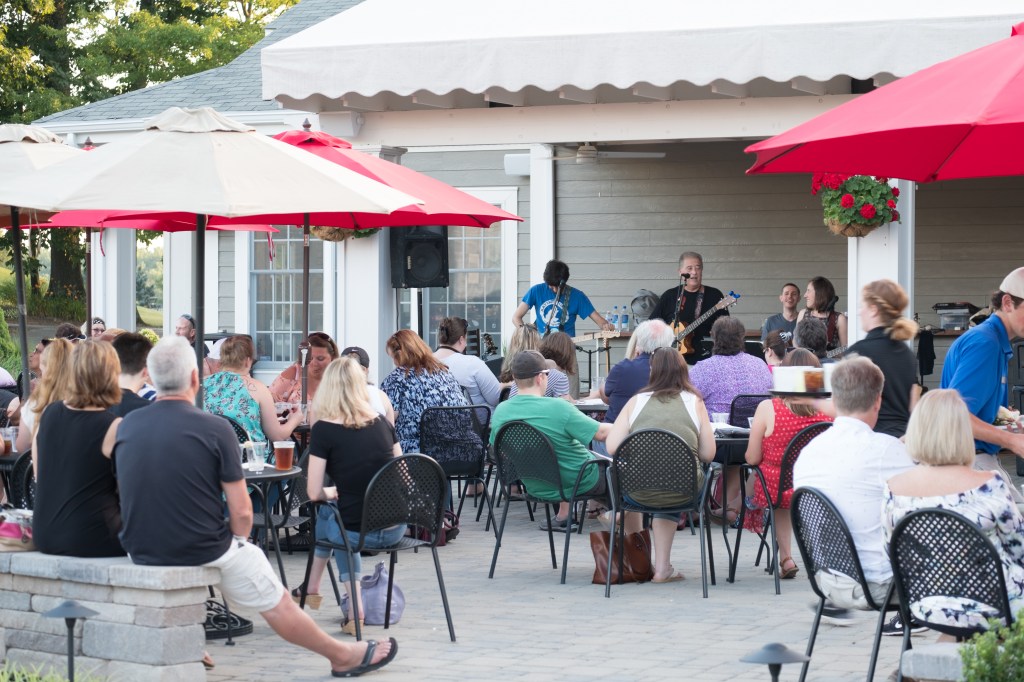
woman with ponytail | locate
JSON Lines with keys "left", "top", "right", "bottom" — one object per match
{"left": 847, "top": 279, "right": 920, "bottom": 437}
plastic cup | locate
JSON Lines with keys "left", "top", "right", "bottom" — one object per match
{"left": 747, "top": 417, "right": 755, "bottom": 429}
{"left": 275, "top": 402, "right": 291, "bottom": 422}
{"left": 711, "top": 412, "right": 729, "bottom": 425}
{"left": 1, "top": 426, "right": 17, "bottom": 455}
{"left": 250, "top": 442, "right": 267, "bottom": 473}
{"left": 274, "top": 441, "right": 295, "bottom": 470}
{"left": 293, "top": 402, "right": 309, "bottom": 426}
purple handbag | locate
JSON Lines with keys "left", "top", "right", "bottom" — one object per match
{"left": 340, "top": 561, "right": 405, "bottom": 625}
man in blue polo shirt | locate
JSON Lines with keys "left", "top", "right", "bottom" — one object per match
{"left": 941, "top": 267, "right": 1024, "bottom": 500}
{"left": 512, "top": 259, "right": 613, "bottom": 337}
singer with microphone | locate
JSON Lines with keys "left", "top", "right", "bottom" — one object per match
{"left": 512, "top": 259, "right": 613, "bottom": 336}
{"left": 794, "top": 276, "right": 848, "bottom": 352}
{"left": 650, "top": 252, "right": 730, "bottom": 364}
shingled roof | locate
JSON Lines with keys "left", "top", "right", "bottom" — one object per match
{"left": 36, "top": 0, "right": 360, "bottom": 124}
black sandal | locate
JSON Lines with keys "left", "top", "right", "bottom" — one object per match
{"left": 332, "top": 638, "right": 399, "bottom": 677}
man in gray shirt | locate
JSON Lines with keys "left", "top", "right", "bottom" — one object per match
{"left": 761, "top": 282, "right": 800, "bottom": 343}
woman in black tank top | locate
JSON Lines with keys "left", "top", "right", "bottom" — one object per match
{"left": 33, "top": 341, "right": 124, "bottom": 557}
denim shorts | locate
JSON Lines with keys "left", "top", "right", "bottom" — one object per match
{"left": 313, "top": 504, "right": 406, "bottom": 579}
{"left": 622, "top": 493, "right": 683, "bottom": 522}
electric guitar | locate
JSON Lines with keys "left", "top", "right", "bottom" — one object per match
{"left": 826, "top": 345, "right": 847, "bottom": 359}
{"left": 671, "top": 291, "right": 741, "bottom": 356}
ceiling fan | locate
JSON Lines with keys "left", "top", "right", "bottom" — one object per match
{"left": 551, "top": 143, "right": 666, "bottom": 164}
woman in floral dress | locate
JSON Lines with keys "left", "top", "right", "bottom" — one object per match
{"left": 381, "top": 330, "right": 467, "bottom": 454}
{"left": 884, "top": 389, "right": 1024, "bottom": 629}
{"left": 743, "top": 349, "right": 833, "bottom": 579}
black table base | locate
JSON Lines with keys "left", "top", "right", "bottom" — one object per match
{"left": 204, "top": 599, "right": 253, "bottom": 641}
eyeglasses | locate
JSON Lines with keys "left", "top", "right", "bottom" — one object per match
{"left": 179, "top": 314, "right": 195, "bottom": 328}
{"left": 306, "top": 332, "right": 338, "bottom": 355}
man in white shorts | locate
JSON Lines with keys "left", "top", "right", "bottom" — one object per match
{"left": 115, "top": 337, "right": 396, "bottom": 677}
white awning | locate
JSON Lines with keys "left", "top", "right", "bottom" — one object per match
{"left": 262, "top": 0, "right": 1024, "bottom": 112}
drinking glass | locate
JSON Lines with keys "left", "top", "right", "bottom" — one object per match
{"left": 275, "top": 402, "right": 292, "bottom": 423}
{"left": 711, "top": 412, "right": 729, "bottom": 425}
{"left": 1, "top": 426, "right": 17, "bottom": 455}
{"left": 250, "top": 442, "right": 267, "bottom": 473}
{"left": 274, "top": 441, "right": 295, "bottom": 470}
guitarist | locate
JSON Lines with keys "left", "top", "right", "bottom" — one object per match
{"left": 513, "top": 259, "right": 614, "bottom": 337}
{"left": 651, "top": 252, "right": 730, "bottom": 364}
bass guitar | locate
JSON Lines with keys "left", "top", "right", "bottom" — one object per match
{"left": 671, "top": 291, "right": 741, "bottom": 356}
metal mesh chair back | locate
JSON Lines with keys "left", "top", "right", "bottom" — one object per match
{"left": 492, "top": 421, "right": 563, "bottom": 501}
{"left": 419, "top": 405, "right": 491, "bottom": 476}
{"left": 774, "top": 422, "right": 832, "bottom": 507}
{"left": 728, "top": 394, "right": 770, "bottom": 428}
{"left": 217, "top": 414, "right": 252, "bottom": 445}
{"left": 611, "top": 429, "right": 701, "bottom": 507}
{"left": 792, "top": 487, "right": 881, "bottom": 609}
{"left": 9, "top": 451, "right": 34, "bottom": 510}
{"left": 890, "top": 508, "right": 1013, "bottom": 634}
{"left": 359, "top": 454, "right": 446, "bottom": 545}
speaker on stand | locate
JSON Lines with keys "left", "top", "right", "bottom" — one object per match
{"left": 390, "top": 226, "right": 449, "bottom": 336}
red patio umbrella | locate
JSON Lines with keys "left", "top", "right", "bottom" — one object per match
{"left": 745, "top": 22, "right": 1024, "bottom": 182}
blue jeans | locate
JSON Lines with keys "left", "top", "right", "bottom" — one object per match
{"left": 313, "top": 504, "right": 406, "bottom": 580}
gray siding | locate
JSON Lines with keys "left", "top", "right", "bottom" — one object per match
{"left": 556, "top": 141, "right": 847, "bottom": 335}
{"left": 218, "top": 233, "right": 235, "bottom": 332}
{"left": 400, "top": 148, "right": 532, "bottom": 296}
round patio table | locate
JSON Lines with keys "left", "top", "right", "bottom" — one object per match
{"left": 245, "top": 465, "right": 301, "bottom": 588}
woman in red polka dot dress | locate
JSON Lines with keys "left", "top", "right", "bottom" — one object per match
{"left": 744, "top": 349, "right": 832, "bottom": 579}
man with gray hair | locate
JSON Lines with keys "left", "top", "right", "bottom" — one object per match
{"left": 793, "top": 356, "right": 916, "bottom": 633}
{"left": 115, "top": 337, "right": 397, "bottom": 676}
{"left": 597, "top": 318, "right": 675, "bottom": 425}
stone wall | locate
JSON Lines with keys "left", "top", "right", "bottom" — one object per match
{"left": 0, "top": 552, "right": 218, "bottom": 682}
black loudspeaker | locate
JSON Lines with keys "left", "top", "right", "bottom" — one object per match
{"left": 390, "top": 226, "right": 449, "bottom": 288}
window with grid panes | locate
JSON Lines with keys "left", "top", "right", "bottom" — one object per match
{"left": 250, "top": 225, "right": 324, "bottom": 364}
{"left": 398, "top": 224, "right": 503, "bottom": 352}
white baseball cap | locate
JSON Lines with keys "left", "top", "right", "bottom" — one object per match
{"left": 999, "top": 267, "right": 1024, "bottom": 300}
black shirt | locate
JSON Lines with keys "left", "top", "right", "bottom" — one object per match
{"left": 846, "top": 327, "right": 917, "bottom": 437}
{"left": 651, "top": 285, "right": 730, "bottom": 363}
{"left": 115, "top": 400, "right": 243, "bottom": 565}
{"left": 34, "top": 402, "right": 124, "bottom": 558}
{"left": 109, "top": 388, "right": 152, "bottom": 418}
{"left": 309, "top": 417, "right": 397, "bottom": 530}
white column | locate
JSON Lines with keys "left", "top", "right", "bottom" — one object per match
{"left": 847, "top": 179, "right": 916, "bottom": 344}
{"left": 163, "top": 231, "right": 194, "bottom": 335}
{"left": 338, "top": 145, "right": 407, "bottom": 383}
{"left": 91, "top": 228, "right": 137, "bottom": 331}
{"left": 529, "top": 144, "right": 555, "bottom": 286}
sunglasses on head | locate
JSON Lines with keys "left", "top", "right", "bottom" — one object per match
{"left": 179, "top": 314, "right": 195, "bottom": 328}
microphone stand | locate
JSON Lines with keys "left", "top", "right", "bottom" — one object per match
{"left": 671, "top": 274, "right": 687, "bottom": 348}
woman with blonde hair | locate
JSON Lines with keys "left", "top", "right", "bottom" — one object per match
{"left": 16, "top": 338, "right": 74, "bottom": 453}
{"left": 883, "top": 389, "right": 1024, "bottom": 628}
{"left": 846, "top": 279, "right": 920, "bottom": 437}
{"left": 381, "top": 329, "right": 466, "bottom": 453}
{"left": 500, "top": 324, "right": 571, "bottom": 399}
{"left": 33, "top": 340, "right": 124, "bottom": 557}
{"left": 741, "top": 349, "right": 833, "bottom": 577}
{"left": 297, "top": 357, "right": 404, "bottom": 634}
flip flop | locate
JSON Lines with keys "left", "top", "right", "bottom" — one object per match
{"left": 332, "top": 638, "right": 399, "bottom": 678}
{"left": 652, "top": 570, "right": 685, "bottom": 583}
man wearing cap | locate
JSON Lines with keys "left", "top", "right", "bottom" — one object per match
{"left": 341, "top": 345, "right": 395, "bottom": 424}
{"left": 489, "top": 350, "right": 611, "bottom": 531}
{"left": 941, "top": 267, "right": 1024, "bottom": 499}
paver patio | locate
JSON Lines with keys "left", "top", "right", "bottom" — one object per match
{"left": 202, "top": 487, "right": 960, "bottom": 682}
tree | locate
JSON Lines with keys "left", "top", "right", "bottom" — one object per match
{"left": 0, "top": 0, "right": 296, "bottom": 299}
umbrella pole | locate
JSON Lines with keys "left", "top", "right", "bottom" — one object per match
{"left": 85, "top": 227, "right": 91, "bottom": 333}
{"left": 301, "top": 214, "right": 310, "bottom": 405}
{"left": 194, "top": 215, "right": 206, "bottom": 409}
{"left": 9, "top": 207, "right": 31, "bottom": 400}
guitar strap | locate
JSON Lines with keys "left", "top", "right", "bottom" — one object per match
{"left": 825, "top": 311, "right": 839, "bottom": 350}
{"left": 543, "top": 285, "right": 572, "bottom": 335}
{"left": 680, "top": 290, "right": 705, "bottom": 320}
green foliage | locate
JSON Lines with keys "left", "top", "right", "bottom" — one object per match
{"left": 0, "top": 306, "right": 21, "bottom": 377}
{"left": 961, "top": 617, "right": 1024, "bottom": 681}
{"left": 136, "top": 245, "right": 163, "bottom": 309}
{"left": 0, "top": 660, "right": 106, "bottom": 680}
{"left": 0, "top": 277, "right": 85, "bottom": 323}
{"left": 811, "top": 173, "right": 900, "bottom": 228}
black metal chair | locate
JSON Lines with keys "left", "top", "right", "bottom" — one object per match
{"left": 889, "top": 508, "right": 1014, "bottom": 667}
{"left": 266, "top": 447, "right": 313, "bottom": 555}
{"left": 728, "top": 393, "right": 770, "bottom": 428}
{"left": 792, "top": 487, "right": 899, "bottom": 682}
{"left": 604, "top": 429, "right": 715, "bottom": 598}
{"left": 488, "top": 420, "right": 608, "bottom": 583}
{"left": 300, "top": 454, "right": 455, "bottom": 642}
{"left": 9, "top": 450, "right": 34, "bottom": 510}
{"left": 216, "top": 414, "right": 253, "bottom": 446}
{"left": 498, "top": 386, "right": 512, "bottom": 403}
{"left": 419, "top": 405, "right": 493, "bottom": 523}
{"left": 738, "top": 421, "right": 832, "bottom": 594}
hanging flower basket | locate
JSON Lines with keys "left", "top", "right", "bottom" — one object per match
{"left": 812, "top": 173, "right": 900, "bottom": 238}
{"left": 309, "top": 225, "right": 381, "bottom": 242}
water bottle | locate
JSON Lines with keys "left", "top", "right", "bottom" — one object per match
{"left": 620, "top": 304, "right": 629, "bottom": 331}
{"left": 611, "top": 305, "right": 619, "bottom": 330}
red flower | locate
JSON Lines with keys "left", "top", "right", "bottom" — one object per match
{"left": 892, "top": 210, "right": 900, "bottom": 221}
{"left": 841, "top": 194, "right": 855, "bottom": 208}
{"left": 860, "top": 204, "right": 877, "bottom": 219}
{"left": 887, "top": 199, "right": 896, "bottom": 209}
{"left": 876, "top": 177, "right": 889, "bottom": 183}
{"left": 891, "top": 187, "right": 900, "bottom": 197}
{"left": 823, "top": 174, "right": 845, "bottom": 191}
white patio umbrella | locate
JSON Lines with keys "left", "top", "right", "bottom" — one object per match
{"left": 0, "top": 107, "right": 422, "bottom": 405}
{"left": 0, "top": 125, "right": 84, "bottom": 397}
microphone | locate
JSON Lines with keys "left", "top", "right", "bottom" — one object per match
{"left": 680, "top": 273, "right": 691, "bottom": 280}
{"left": 558, "top": 278, "right": 566, "bottom": 287}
